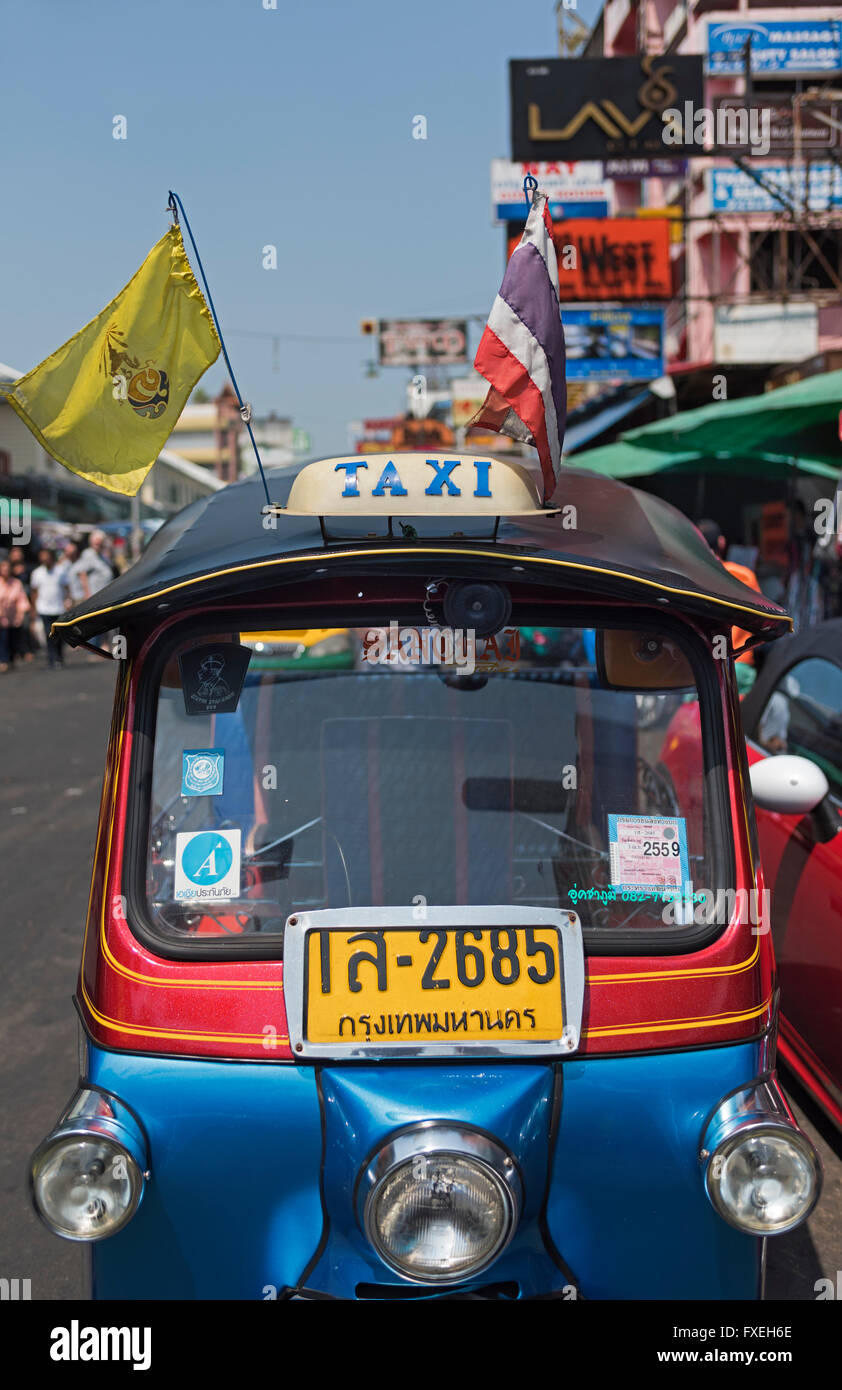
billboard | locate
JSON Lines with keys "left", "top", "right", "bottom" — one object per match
{"left": 377, "top": 319, "right": 468, "bottom": 367}
{"left": 713, "top": 97, "right": 841, "bottom": 152}
{"left": 708, "top": 164, "right": 842, "bottom": 214}
{"left": 490, "top": 159, "right": 610, "bottom": 221}
{"left": 605, "top": 157, "right": 688, "bottom": 179}
{"left": 708, "top": 20, "right": 842, "bottom": 76}
{"left": 510, "top": 56, "right": 704, "bottom": 161}
{"left": 714, "top": 303, "right": 818, "bottom": 364}
{"left": 562, "top": 307, "right": 664, "bottom": 381}
{"left": 507, "top": 218, "right": 672, "bottom": 301}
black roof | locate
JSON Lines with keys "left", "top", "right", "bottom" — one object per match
{"left": 53, "top": 463, "right": 791, "bottom": 644}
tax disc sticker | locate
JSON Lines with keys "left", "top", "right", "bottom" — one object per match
{"left": 174, "top": 829, "right": 241, "bottom": 902}
{"left": 181, "top": 749, "right": 224, "bottom": 797}
{"left": 607, "top": 814, "right": 689, "bottom": 893}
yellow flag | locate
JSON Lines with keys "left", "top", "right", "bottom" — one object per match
{"left": 2, "top": 225, "right": 221, "bottom": 495}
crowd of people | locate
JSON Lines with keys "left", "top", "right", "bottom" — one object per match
{"left": 0, "top": 529, "right": 116, "bottom": 671}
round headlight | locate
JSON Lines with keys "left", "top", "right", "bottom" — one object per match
{"left": 31, "top": 1134, "right": 143, "bottom": 1241}
{"left": 362, "top": 1126, "right": 520, "bottom": 1284}
{"left": 705, "top": 1125, "right": 820, "bottom": 1234}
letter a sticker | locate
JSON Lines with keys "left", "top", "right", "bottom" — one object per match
{"left": 174, "top": 829, "right": 241, "bottom": 902}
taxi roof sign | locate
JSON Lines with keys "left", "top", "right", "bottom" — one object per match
{"left": 271, "top": 453, "right": 552, "bottom": 518}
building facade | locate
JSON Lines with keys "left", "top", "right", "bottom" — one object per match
{"left": 590, "top": 0, "right": 842, "bottom": 372}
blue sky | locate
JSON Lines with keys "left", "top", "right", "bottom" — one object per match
{"left": 0, "top": 0, "right": 600, "bottom": 459}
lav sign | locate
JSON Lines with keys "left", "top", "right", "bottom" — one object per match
{"left": 335, "top": 458, "right": 492, "bottom": 500}
{"left": 282, "top": 452, "right": 545, "bottom": 516}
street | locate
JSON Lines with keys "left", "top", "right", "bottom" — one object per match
{"left": 1, "top": 653, "right": 840, "bottom": 1300}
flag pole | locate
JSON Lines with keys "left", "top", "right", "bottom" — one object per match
{"left": 167, "top": 191, "right": 273, "bottom": 509}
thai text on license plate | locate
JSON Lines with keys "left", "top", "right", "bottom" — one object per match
{"left": 304, "top": 926, "right": 564, "bottom": 1045}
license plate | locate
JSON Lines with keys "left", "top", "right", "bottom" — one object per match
{"left": 284, "top": 907, "right": 584, "bottom": 1059}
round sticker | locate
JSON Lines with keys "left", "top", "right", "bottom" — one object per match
{"left": 180, "top": 832, "right": 234, "bottom": 885}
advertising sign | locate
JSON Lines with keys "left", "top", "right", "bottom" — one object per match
{"left": 377, "top": 319, "right": 468, "bottom": 367}
{"left": 507, "top": 218, "right": 672, "bottom": 300}
{"left": 563, "top": 307, "right": 664, "bottom": 381}
{"left": 605, "top": 157, "right": 688, "bottom": 179}
{"left": 708, "top": 164, "right": 842, "bottom": 214}
{"left": 708, "top": 20, "right": 842, "bottom": 76}
{"left": 510, "top": 56, "right": 704, "bottom": 161}
{"left": 714, "top": 97, "right": 840, "bottom": 152}
{"left": 490, "top": 159, "right": 610, "bottom": 221}
{"left": 714, "top": 302, "right": 818, "bottom": 365}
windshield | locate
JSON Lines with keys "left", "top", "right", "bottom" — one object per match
{"left": 140, "top": 622, "right": 722, "bottom": 948}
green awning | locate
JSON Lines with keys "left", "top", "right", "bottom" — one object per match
{"left": 568, "top": 444, "right": 840, "bottom": 481}
{"left": 622, "top": 369, "right": 842, "bottom": 470}
{"left": 570, "top": 369, "right": 842, "bottom": 481}
{"left": 568, "top": 442, "right": 702, "bottom": 479}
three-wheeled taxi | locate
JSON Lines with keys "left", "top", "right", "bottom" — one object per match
{"left": 31, "top": 453, "right": 821, "bottom": 1300}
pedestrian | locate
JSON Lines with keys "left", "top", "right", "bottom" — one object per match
{"left": 785, "top": 498, "right": 824, "bottom": 631}
{"left": 697, "top": 518, "right": 762, "bottom": 694}
{"left": 0, "top": 556, "right": 31, "bottom": 672}
{"left": 75, "top": 529, "right": 115, "bottom": 596}
{"left": 8, "top": 544, "right": 37, "bottom": 661}
{"left": 67, "top": 530, "right": 117, "bottom": 656}
{"left": 30, "top": 547, "right": 69, "bottom": 669}
{"left": 62, "top": 540, "right": 84, "bottom": 607}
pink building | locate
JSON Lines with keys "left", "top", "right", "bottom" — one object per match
{"left": 590, "top": 0, "right": 842, "bottom": 375}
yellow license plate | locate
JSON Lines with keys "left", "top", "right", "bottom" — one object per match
{"left": 304, "top": 927, "right": 564, "bottom": 1045}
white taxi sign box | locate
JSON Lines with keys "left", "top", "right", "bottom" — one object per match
{"left": 271, "top": 453, "right": 552, "bottom": 518}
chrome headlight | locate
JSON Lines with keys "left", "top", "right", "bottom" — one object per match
{"left": 701, "top": 1080, "right": 821, "bottom": 1235}
{"left": 30, "top": 1088, "right": 147, "bottom": 1241}
{"left": 359, "top": 1124, "right": 521, "bottom": 1284}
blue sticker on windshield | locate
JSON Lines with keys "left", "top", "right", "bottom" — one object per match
{"left": 182, "top": 749, "right": 225, "bottom": 797}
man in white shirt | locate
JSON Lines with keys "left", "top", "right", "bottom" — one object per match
{"left": 30, "top": 548, "right": 69, "bottom": 668}
{"left": 67, "top": 530, "right": 116, "bottom": 652}
{"left": 72, "top": 529, "right": 114, "bottom": 599}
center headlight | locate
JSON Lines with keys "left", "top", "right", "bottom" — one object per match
{"left": 361, "top": 1125, "right": 520, "bottom": 1284}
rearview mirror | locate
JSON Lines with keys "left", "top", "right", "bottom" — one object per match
{"left": 463, "top": 777, "right": 570, "bottom": 813}
{"left": 749, "top": 755, "right": 830, "bottom": 816}
{"left": 597, "top": 630, "right": 694, "bottom": 690}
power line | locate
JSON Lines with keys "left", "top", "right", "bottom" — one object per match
{"left": 228, "top": 328, "right": 362, "bottom": 344}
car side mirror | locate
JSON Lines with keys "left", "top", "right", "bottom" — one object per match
{"left": 750, "top": 755, "right": 840, "bottom": 841}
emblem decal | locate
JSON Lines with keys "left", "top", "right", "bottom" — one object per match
{"left": 182, "top": 749, "right": 225, "bottom": 796}
{"left": 178, "top": 643, "right": 251, "bottom": 716}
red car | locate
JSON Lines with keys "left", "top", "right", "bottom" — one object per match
{"left": 660, "top": 620, "right": 842, "bottom": 1130}
{"left": 741, "top": 620, "right": 842, "bottom": 1130}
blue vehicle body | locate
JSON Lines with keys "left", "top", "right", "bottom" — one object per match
{"left": 87, "top": 1039, "right": 762, "bottom": 1300}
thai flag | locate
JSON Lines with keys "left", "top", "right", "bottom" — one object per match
{"left": 471, "top": 191, "right": 566, "bottom": 503}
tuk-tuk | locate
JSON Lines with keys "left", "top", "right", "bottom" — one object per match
{"left": 31, "top": 452, "right": 821, "bottom": 1300}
